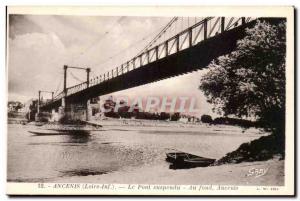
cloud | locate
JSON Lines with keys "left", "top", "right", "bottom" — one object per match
{"left": 9, "top": 15, "right": 44, "bottom": 39}
{"left": 8, "top": 32, "right": 68, "bottom": 98}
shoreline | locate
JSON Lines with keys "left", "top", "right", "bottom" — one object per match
{"left": 52, "top": 158, "right": 284, "bottom": 186}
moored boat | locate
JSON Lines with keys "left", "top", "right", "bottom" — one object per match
{"left": 166, "top": 151, "right": 216, "bottom": 168}
{"left": 28, "top": 125, "right": 102, "bottom": 136}
{"left": 28, "top": 129, "right": 69, "bottom": 136}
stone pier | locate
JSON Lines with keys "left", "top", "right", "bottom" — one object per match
{"left": 56, "top": 100, "right": 92, "bottom": 122}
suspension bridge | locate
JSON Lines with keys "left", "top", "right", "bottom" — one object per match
{"left": 37, "top": 16, "right": 274, "bottom": 121}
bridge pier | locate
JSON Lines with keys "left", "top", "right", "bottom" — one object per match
{"left": 58, "top": 106, "right": 65, "bottom": 122}
{"left": 56, "top": 95, "right": 66, "bottom": 122}
{"left": 50, "top": 109, "right": 57, "bottom": 122}
{"left": 86, "top": 100, "right": 91, "bottom": 121}
{"left": 61, "top": 100, "right": 92, "bottom": 122}
{"left": 37, "top": 101, "right": 92, "bottom": 123}
{"left": 56, "top": 97, "right": 92, "bottom": 122}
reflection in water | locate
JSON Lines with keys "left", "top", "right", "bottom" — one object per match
{"left": 169, "top": 163, "right": 206, "bottom": 170}
{"left": 64, "top": 132, "right": 91, "bottom": 144}
{"left": 60, "top": 169, "right": 110, "bottom": 177}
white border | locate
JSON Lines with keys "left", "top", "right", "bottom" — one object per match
{"left": 2, "top": 1, "right": 298, "bottom": 199}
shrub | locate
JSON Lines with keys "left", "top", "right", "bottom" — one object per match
{"left": 201, "top": 114, "right": 213, "bottom": 123}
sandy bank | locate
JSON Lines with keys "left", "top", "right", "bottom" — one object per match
{"left": 55, "top": 159, "right": 284, "bottom": 186}
{"left": 88, "top": 119, "right": 267, "bottom": 136}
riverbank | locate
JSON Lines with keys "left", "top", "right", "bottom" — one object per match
{"left": 7, "top": 111, "right": 27, "bottom": 124}
{"left": 87, "top": 118, "right": 268, "bottom": 136}
{"left": 54, "top": 158, "right": 284, "bottom": 186}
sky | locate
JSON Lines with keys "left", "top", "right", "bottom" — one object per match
{"left": 8, "top": 14, "right": 215, "bottom": 117}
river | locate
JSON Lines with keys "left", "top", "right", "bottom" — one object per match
{"left": 7, "top": 122, "right": 266, "bottom": 183}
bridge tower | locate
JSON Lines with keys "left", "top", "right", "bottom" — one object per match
{"left": 35, "top": 90, "right": 54, "bottom": 121}
{"left": 58, "top": 65, "right": 91, "bottom": 122}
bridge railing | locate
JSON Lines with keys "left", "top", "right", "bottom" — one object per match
{"left": 45, "top": 16, "right": 256, "bottom": 106}
{"left": 50, "top": 91, "right": 64, "bottom": 103}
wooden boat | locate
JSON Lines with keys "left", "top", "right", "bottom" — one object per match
{"left": 28, "top": 129, "right": 69, "bottom": 136}
{"left": 28, "top": 127, "right": 102, "bottom": 136}
{"left": 28, "top": 121, "right": 103, "bottom": 136}
{"left": 166, "top": 151, "right": 216, "bottom": 167}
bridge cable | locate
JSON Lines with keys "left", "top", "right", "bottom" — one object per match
{"left": 69, "top": 70, "right": 84, "bottom": 83}
{"left": 54, "top": 76, "right": 63, "bottom": 96}
{"left": 70, "top": 16, "right": 127, "bottom": 64}
{"left": 91, "top": 22, "right": 175, "bottom": 69}
{"left": 135, "top": 17, "right": 178, "bottom": 56}
{"left": 90, "top": 16, "right": 204, "bottom": 83}
{"left": 93, "top": 16, "right": 199, "bottom": 81}
{"left": 91, "top": 17, "right": 178, "bottom": 79}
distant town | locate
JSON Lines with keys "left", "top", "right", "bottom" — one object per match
{"left": 8, "top": 96, "right": 259, "bottom": 128}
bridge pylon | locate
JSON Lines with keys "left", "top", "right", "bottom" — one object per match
{"left": 58, "top": 65, "right": 92, "bottom": 122}
{"left": 35, "top": 90, "right": 54, "bottom": 122}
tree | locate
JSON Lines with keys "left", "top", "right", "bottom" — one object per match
{"left": 102, "top": 97, "right": 119, "bottom": 118}
{"left": 159, "top": 112, "right": 171, "bottom": 120}
{"left": 201, "top": 114, "right": 213, "bottom": 124}
{"left": 170, "top": 112, "right": 180, "bottom": 121}
{"left": 118, "top": 105, "right": 132, "bottom": 118}
{"left": 200, "top": 20, "right": 286, "bottom": 137}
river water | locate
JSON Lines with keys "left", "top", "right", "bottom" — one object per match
{"left": 7, "top": 122, "right": 266, "bottom": 183}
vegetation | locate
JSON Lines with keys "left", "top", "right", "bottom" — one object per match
{"left": 216, "top": 135, "right": 284, "bottom": 165}
{"left": 212, "top": 117, "right": 260, "bottom": 128}
{"left": 200, "top": 19, "right": 286, "bottom": 162}
{"left": 8, "top": 101, "right": 24, "bottom": 111}
{"left": 200, "top": 115, "right": 261, "bottom": 128}
{"left": 101, "top": 98, "right": 182, "bottom": 121}
{"left": 200, "top": 114, "right": 213, "bottom": 123}
{"left": 170, "top": 112, "right": 181, "bottom": 121}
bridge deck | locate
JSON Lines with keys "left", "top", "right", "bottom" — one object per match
{"left": 41, "top": 18, "right": 278, "bottom": 110}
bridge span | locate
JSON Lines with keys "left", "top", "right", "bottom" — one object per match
{"left": 39, "top": 17, "right": 278, "bottom": 121}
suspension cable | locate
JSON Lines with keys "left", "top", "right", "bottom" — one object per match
{"left": 71, "top": 16, "right": 126, "bottom": 64}
{"left": 136, "top": 17, "right": 178, "bottom": 56}
{"left": 54, "top": 77, "right": 63, "bottom": 96}
{"left": 91, "top": 24, "right": 169, "bottom": 68}
{"left": 69, "top": 70, "right": 84, "bottom": 83}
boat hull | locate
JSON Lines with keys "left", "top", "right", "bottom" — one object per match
{"left": 28, "top": 130, "right": 69, "bottom": 136}
{"left": 166, "top": 152, "right": 216, "bottom": 168}
{"left": 28, "top": 128, "right": 94, "bottom": 136}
